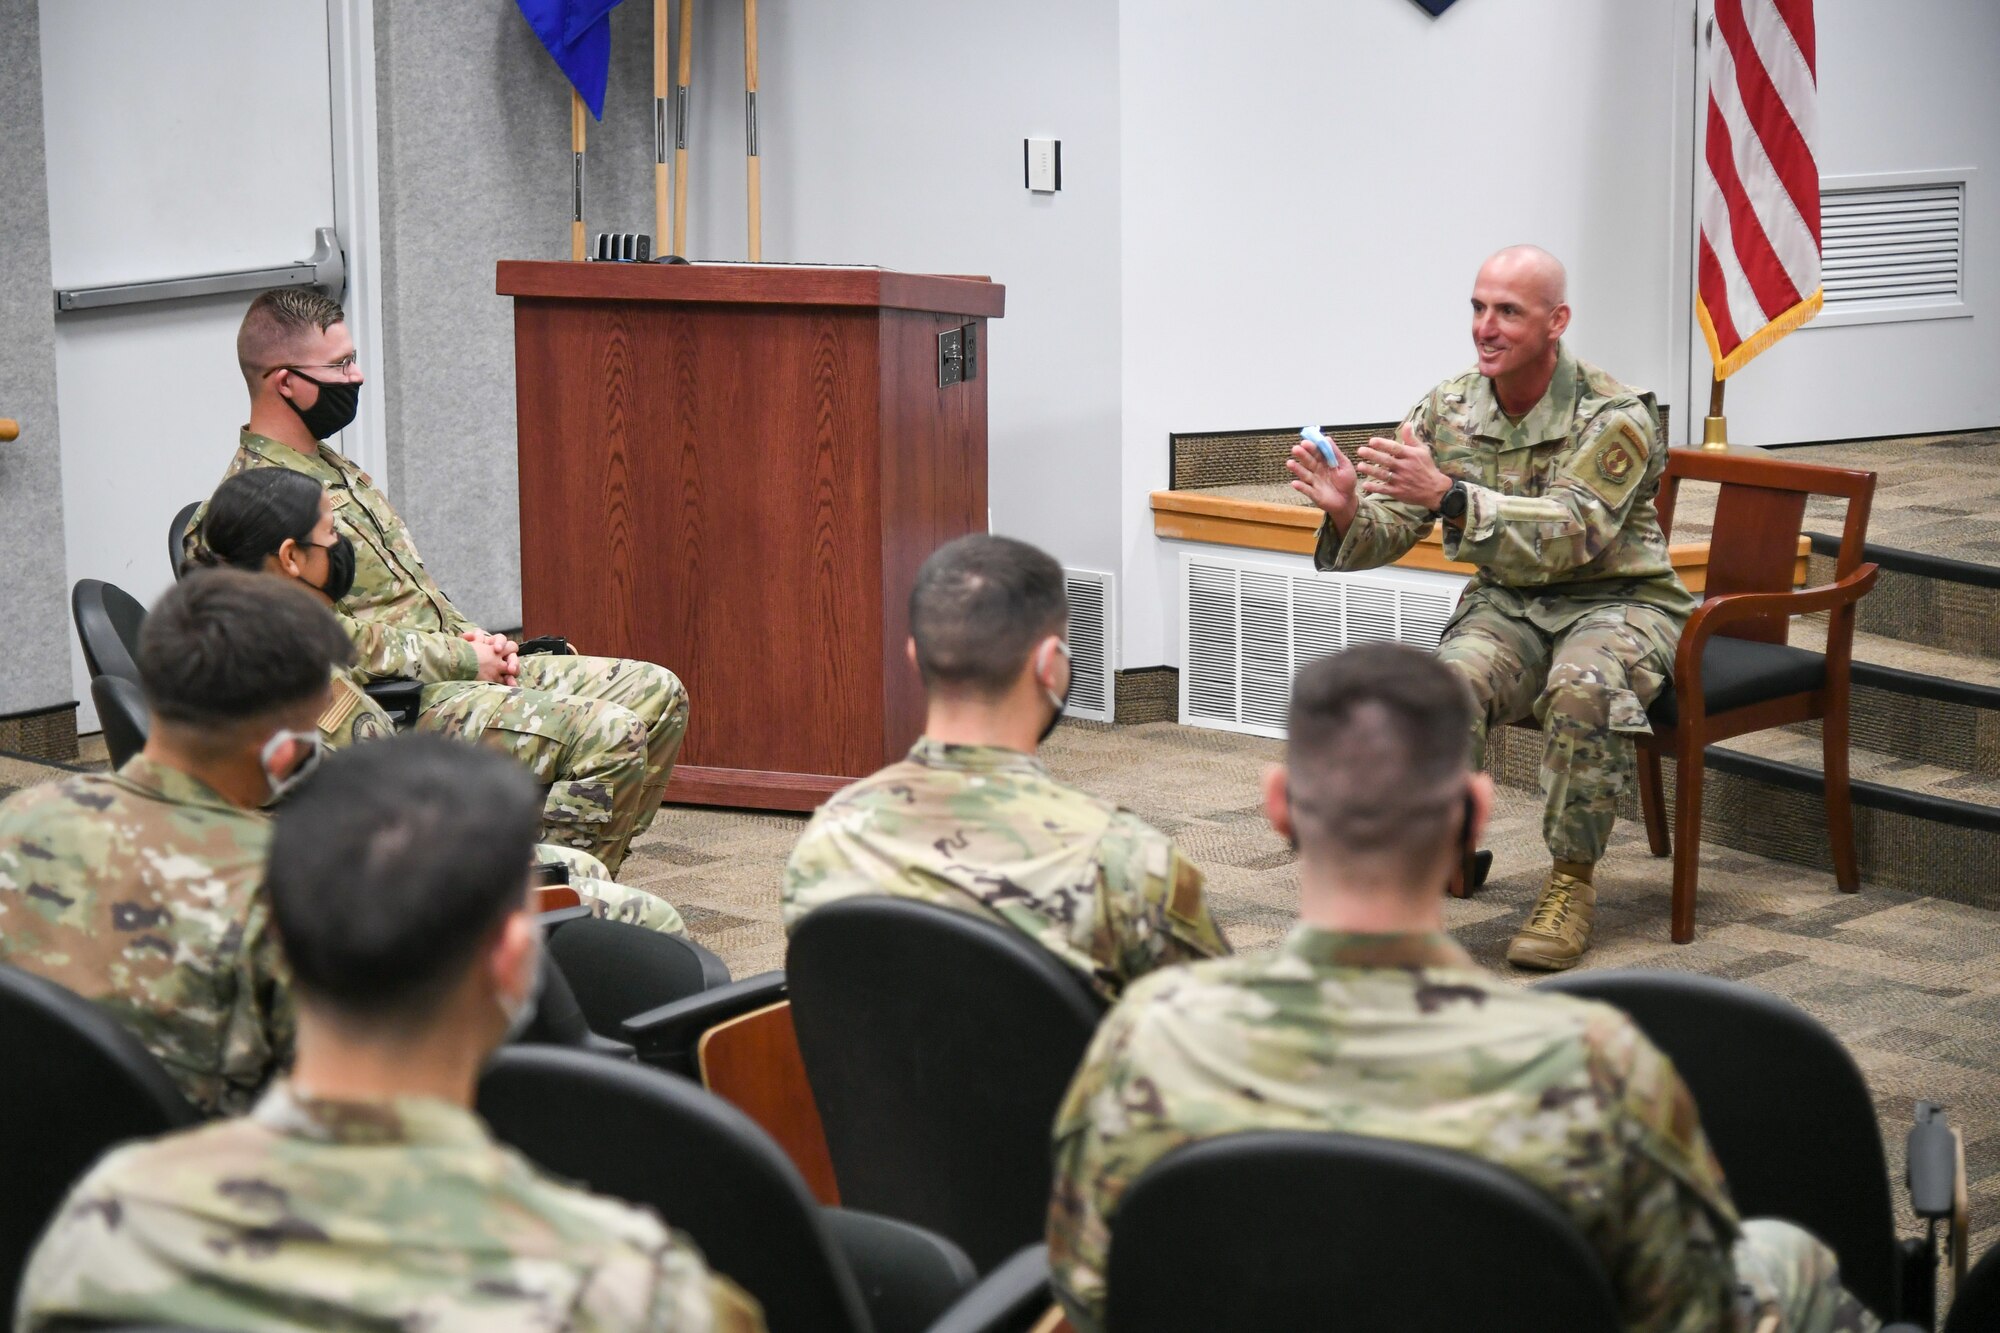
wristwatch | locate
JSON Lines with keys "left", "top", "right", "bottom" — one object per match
{"left": 1437, "top": 480, "right": 1469, "bottom": 521}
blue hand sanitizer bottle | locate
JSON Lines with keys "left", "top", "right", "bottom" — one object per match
{"left": 1300, "top": 425, "right": 1338, "bottom": 467}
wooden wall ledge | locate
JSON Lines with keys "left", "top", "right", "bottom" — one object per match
{"left": 1149, "top": 489, "right": 1808, "bottom": 593}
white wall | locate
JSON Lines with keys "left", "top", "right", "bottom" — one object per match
{"left": 1116, "top": 0, "right": 1690, "bottom": 669}
{"left": 680, "top": 0, "right": 1125, "bottom": 576}
{"left": 1703, "top": 0, "right": 2000, "bottom": 444}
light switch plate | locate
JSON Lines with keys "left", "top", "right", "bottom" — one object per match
{"left": 1024, "top": 138, "right": 1061, "bottom": 192}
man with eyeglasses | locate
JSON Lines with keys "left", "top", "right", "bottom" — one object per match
{"left": 183, "top": 289, "right": 691, "bottom": 876}
{"left": 0, "top": 570, "right": 345, "bottom": 1116}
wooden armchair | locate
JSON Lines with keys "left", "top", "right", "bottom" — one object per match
{"left": 1641, "top": 448, "right": 1878, "bottom": 942}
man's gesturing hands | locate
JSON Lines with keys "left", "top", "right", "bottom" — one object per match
{"left": 1287, "top": 422, "right": 1455, "bottom": 536}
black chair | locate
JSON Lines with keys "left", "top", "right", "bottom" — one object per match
{"left": 71, "top": 579, "right": 146, "bottom": 685}
{"left": 91, "top": 675, "right": 151, "bottom": 768}
{"left": 543, "top": 913, "right": 732, "bottom": 1037}
{"left": 0, "top": 964, "right": 200, "bottom": 1312}
{"left": 168, "top": 501, "right": 201, "bottom": 577}
{"left": 788, "top": 898, "right": 1106, "bottom": 1273}
{"left": 477, "top": 1046, "right": 978, "bottom": 1333}
{"left": 1104, "top": 1130, "right": 1621, "bottom": 1332}
{"left": 1541, "top": 970, "right": 1961, "bottom": 1325}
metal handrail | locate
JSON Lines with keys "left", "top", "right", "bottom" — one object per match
{"left": 54, "top": 227, "right": 343, "bottom": 312}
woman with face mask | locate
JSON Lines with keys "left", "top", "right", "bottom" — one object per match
{"left": 187, "top": 468, "right": 356, "bottom": 605}
{"left": 187, "top": 472, "right": 692, "bottom": 935}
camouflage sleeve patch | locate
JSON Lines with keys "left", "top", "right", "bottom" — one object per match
{"left": 1570, "top": 411, "right": 1652, "bottom": 511}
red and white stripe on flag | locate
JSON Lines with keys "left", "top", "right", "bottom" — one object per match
{"left": 1696, "top": 0, "right": 1821, "bottom": 380}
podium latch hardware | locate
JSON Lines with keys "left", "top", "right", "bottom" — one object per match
{"left": 937, "top": 327, "right": 964, "bottom": 387}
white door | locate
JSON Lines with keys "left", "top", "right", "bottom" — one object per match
{"left": 39, "top": 0, "right": 381, "bottom": 730}
{"left": 1687, "top": 0, "right": 2000, "bottom": 445}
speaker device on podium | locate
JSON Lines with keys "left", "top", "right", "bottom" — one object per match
{"left": 497, "top": 261, "right": 1005, "bottom": 812}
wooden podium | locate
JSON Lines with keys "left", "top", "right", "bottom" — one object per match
{"left": 496, "top": 262, "right": 1005, "bottom": 811}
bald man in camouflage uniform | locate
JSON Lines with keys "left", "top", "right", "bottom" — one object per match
{"left": 784, "top": 535, "right": 1228, "bottom": 1001}
{"left": 18, "top": 737, "right": 763, "bottom": 1333}
{"left": 1289, "top": 246, "right": 1696, "bottom": 968}
{"left": 1048, "top": 646, "right": 1872, "bottom": 1333}
{"left": 0, "top": 572, "right": 350, "bottom": 1116}
{"left": 189, "top": 288, "right": 689, "bottom": 876}
{"left": 320, "top": 668, "right": 689, "bottom": 937}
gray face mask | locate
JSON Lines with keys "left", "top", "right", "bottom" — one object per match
{"left": 259, "top": 729, "right": 326, "bottom": 806}
{"left": 1037, "top": 639, "right": 1074, "bottom": 745}
{"left": 497, "top": 924, "right": 546, "bottom": 1043}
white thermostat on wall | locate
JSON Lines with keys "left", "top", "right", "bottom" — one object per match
{"left": 1024, "top": 138, "right": 1061, "bottom": 193}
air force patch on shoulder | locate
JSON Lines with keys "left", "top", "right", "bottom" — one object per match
{"left": 1597, "top": 436, "right": 1637, "bottom": 485}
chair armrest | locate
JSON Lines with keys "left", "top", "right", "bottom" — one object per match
{"left": 1678, "top": 563, "right": 1880, "bottom": 652}
{"left": 621, "top": 970, "right": 787, "bottom": 1070}
{"left": 362, "top": 677, "right": 425, "bottom": 728}
{"left": 925, "top": 1245, "right": 1055, "bottom": 1333}
{"left": 535, "top": 905, "right": 595, "bottom": 932}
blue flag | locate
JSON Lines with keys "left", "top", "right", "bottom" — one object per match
{"left": 514, "top": 0, "right": 626, "bottom": 120}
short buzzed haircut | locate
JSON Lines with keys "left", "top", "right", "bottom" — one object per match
{"left": 268, "top": 735, "right": 542, "bottom": 1027}
{"left": 910, "top": 535, "right": 1068, "bottom": 695}
{"left": 1286, "top": 644, "right": 1475, "bottom": 876}
{"left": 237, "top": 287, "right": 345, "bottom": 387}
{"left": 138, "top": 569, "right": 354, "bottom": 729}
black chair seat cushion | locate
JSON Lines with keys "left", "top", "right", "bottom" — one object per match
{"left": 821, "top": 1206, "right": 977, "bottom": 1333}
{"left": 1649, "top": 635, "right": 1826, "bottom": 729}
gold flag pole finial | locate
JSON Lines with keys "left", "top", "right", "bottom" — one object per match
{"left": 1702, "top": 374, "right": 1729, "bottom": 451}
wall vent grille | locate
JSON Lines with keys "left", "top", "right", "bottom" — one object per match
{"left": 1821, "top": 180, "right": 1964, "bottom": 308}
{"left": 1062, "top": 568, "right": 1115, "bottom": 723}
{"left": 1181, "top": 553, "right": 1464, "bottom": 738}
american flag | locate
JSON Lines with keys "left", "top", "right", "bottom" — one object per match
{"left": 1696, "top": 0, "right": 1821, "bottom": 379}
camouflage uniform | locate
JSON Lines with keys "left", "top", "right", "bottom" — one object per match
{"left": 0, "top": 756, "right": 290, "bottom": 1117}
{"left": 1048, "top": 929, "right": 1875, "bottom": 1333}
{"left": 17, "top": 1081, "right": 765, "bottom": 1333}
{"left": 1315, "top": 345, "right": 1697, "bottom": 863}
{"left": 193, "top": 431, "right": 690, "bottom": 874}
{"left": 783, "top": 739, "right": 1229, "bottom": 1001}
{"left": 320, "top": 669, "right": 689, "bottom": 937}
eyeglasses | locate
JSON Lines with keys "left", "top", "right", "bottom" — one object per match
{"left": 261, "top": 355, "right": 361, "bottom": 380}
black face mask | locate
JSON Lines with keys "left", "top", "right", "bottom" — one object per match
{"left": 303, "top": 534, "right": 357, "bottom": 603}
{"left": 283, "top": 369, "right": 359, "bottom": 440}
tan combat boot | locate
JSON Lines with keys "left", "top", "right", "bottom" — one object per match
{"left": 1505, "top": 869, "right": 1596, "bottom": 971}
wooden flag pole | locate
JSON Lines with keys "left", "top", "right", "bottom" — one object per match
{"left": 744, "top": 0, "right": 761, "bottom": 261}
{"left": 672, "top": 0, "right": 693, "bottom": 256}
{"left": 1702, "top": 373, "right": 1729, "bottom": 450}
{"left": 654, "top": 0, "right": 669, "bottom": 248}
{"left": 570, "top": 90, "right": 587, "bottom": 261}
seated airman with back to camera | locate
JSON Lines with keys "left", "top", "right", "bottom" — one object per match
{"left": 783, "top": 533, "right": 1229, "bottom": 1002}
